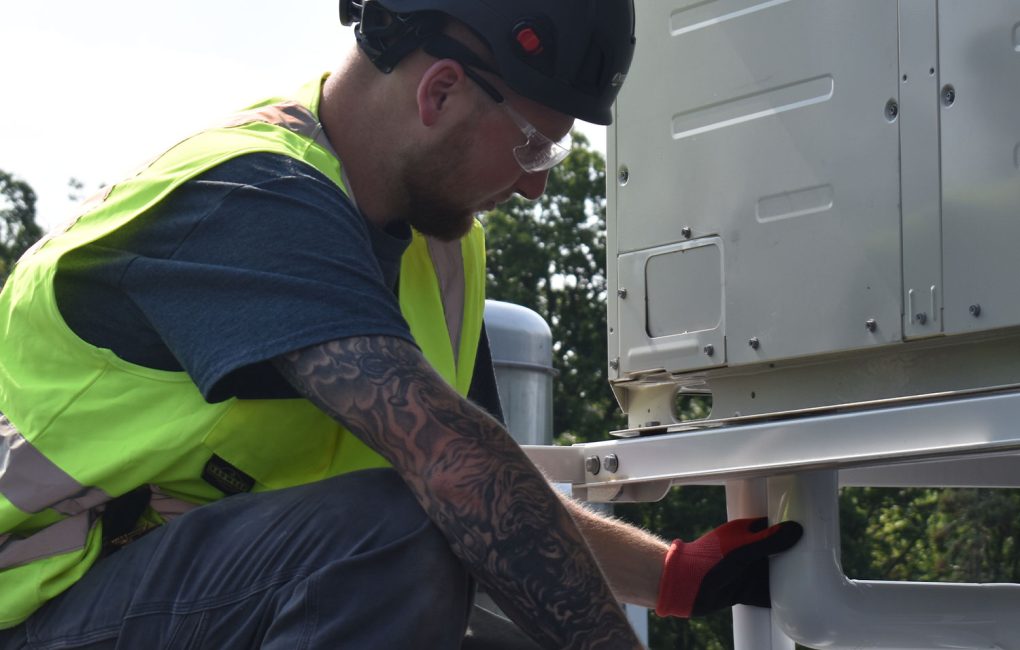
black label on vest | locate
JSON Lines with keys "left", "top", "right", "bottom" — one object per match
{"left": 202, "top": 454, "right": 256, "bottom": 495}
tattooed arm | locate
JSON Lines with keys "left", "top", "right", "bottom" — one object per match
{"left": 273, "top": 335, "right": 641, "bottom": 650}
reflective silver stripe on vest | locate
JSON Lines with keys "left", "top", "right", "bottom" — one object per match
{"left": 0, "top": 415, "right": 111, "bottom": 515}
{"left": 426, "top": 237, "right": 467, "bottom": 363}
{"left": 150, "top": 486, "right": 198, "bottom": 523}
{"left": 221, "top": 101, "right": 339, "bottom": 159}
{"left": 0, "top": 510, "right": 96, "bottom": 569}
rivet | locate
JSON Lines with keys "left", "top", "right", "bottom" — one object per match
{"left": 609, "top": 357, "right": 620, "bottom": 370}
{"left": 941, "top": 85, "right": 956, "bottom": 107}
{"left": 865, "top": 319, "right": 877, "bottom": 332}
{"left": 585, "top": 455, "right": 601, "bottom": 475}
{"left": 748, "top": 337, "right": 760, "bottom": 350}
{"left": 915, "top": 313, "right": 928, "bottom": 325}
{"left": 603, "top": 454, "right": 619, "bottom": 473}
{"left": 681, "top": 226, "right": 693, "bottom": 239}
{"left": 884, "top": 98, "right": 899, "bottom": 122}
{"left": 617, "top": 288, "right": 628, "bottom": 299}
{"left": 969, "top": 304, "right": 981, "bottom": 317}
{"left": 703, "top": 344, "right": 715, "bottom": 357}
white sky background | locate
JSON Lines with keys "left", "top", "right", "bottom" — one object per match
{"left": 0, "top": 2, "right": 606, "bottom": 232}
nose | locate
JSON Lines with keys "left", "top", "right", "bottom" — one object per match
{"left": 514, "top": 169, "right": 551, "bottom": 201}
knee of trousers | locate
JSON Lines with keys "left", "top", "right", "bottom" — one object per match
{"left": 289, "top": 470, "right": 473, "bottom": 622}
{"left": 246, "top": 469, "right": 460, "bottom": 570}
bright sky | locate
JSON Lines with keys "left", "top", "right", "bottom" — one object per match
{"left": 0, "top": 2, "right": 606, "bottom": 232}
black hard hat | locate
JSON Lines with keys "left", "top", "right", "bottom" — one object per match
{"left": 340, "top": 0, "right": 636, "bottom": 125}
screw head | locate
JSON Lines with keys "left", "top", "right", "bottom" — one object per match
{"left": 703, "top": 344, "right": 715, "bottom": 357}
{"left": 865, "top": 319, "right": 877, "bottom": 332}
{"left": 942, "top": 85, "right": 956, "bottom": 107}
{"left": 617, "top": 166, "right": 630, "bottom": 185}
{"left": 609, "top": 357, "right": 620, "bottom": 370}
{"left": 585, "top": 455, "right": 601, "bottom": 475}
{"left": 603, "top": 454, "right": 619, "bottom": 473}
{"left": 885, "top": 98, "right": 899, "bottom": 121}
{"left": 748, "top": 337, "right": 760, "bottom": 350}
{"left": 969, "top": 304, "right": 981, "bottom": 317}
{"left": 617, "top": 287, "right": 628, "bottom": 299}
{"left": 915, "top": 312, "right": 928, "bottom": 325}
{"left": 681, "top": 226, "right": 693, "bottom": 239}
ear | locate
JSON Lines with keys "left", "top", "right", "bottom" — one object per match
{"left": 417, "top": 59, "right": 467, "bottom": 127}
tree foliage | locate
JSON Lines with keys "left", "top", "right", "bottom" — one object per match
{"left": 0, "top": 170, "right": 43, "bottom": 285}
{"left": 482, "top": 137, "right": 732, "bottom": 648}
{"left": 482, "top": 133, "right": 626, "bottom": 444}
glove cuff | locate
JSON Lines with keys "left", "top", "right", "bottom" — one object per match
{"left": 655, "top": 539, "right": 696, "bottom": 618}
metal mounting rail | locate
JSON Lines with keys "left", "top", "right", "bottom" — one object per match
{"left": 523, "top": 387, "right": 1020, "bottom": 502}
{"left": 524, "top": 389, "right": 1020, "bottom": 649}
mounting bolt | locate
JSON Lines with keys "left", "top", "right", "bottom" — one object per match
{"left": 585, "top": 455, "right": 601, "bottom": 475}
{"left": 748, "top": 337, "right": 760, "bottom": 350}
{"left": 609, "top": 357, "right": 620, "bottom": 370}
{"left": 681, "top": 226, "right": 693, "bottom": 239}
{"left": 865, "top": 319, "right": 877, "bottom": 332}
{"left": 617, "top": 288, "right": 628, "bottom": 299}
{"left": 915, "top": 312, "right": 928, "bottom": 325}
{"left": 884, "top": 98, "right": 899, "bottom": 121}
{"left": 703, "top": 344, "right": 715, "bottom": 357}
{"left": 969, "top": 304, "right": 981, "bottom": 317}
{"left": 617, "top": 166, "right": 630, "bottom": 185}
{"left": 941, "top": 84, "right": 956, "bottom": 107}
{"left": 603, "top": 454, "right": 619, "bottom": 473}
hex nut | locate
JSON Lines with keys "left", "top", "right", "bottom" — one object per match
{"left": 603, "top": 454, "right": 619, "bottom": 473}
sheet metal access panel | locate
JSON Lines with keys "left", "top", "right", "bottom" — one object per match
{"left": 607, "top": 0, "right": 1020, "bottom": 386}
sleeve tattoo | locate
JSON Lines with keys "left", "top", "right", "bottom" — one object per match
{"left": 273, "top": 336, "right": 639, "bottom": 649}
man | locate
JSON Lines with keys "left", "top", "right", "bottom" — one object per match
{"left": 0, "top": 1, "right": 801, "bottom": 647}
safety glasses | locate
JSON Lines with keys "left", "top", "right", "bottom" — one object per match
{"left": 462, "top": 67, "right": 573, "bottom": 173}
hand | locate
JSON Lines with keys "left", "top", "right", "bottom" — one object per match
{"left": 655, "top": 517, "right": 803, "bottom": 618}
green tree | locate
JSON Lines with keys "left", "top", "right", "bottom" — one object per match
{"left": 482, "top": 132, "right": 625, "bottom": 445}
{"left": 483, "top": 136, "right": 731, "bottom": 649}
{"left": 0, "top": 170, "right": 43, "bottom": 286}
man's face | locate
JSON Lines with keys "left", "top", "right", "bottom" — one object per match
{"left": 402, "top": 82, "right": 574, "bottom": 241}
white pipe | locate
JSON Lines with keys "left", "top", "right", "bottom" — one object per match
{"left": 726, "top": 479, "right": 794, "bottom": 650}
{"left": 768, "top": 470, "right": 1020, "bottom": 649}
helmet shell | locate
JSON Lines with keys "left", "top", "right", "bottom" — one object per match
{"left": 369, "top": 0, "right": 636, "bottom": 125}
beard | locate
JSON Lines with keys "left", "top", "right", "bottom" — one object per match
{"left": 400, "top": 127, "right": 483, "bottom": 242}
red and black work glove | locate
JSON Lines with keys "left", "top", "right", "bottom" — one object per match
{"left": 655, "top": 517, "right": 803, "bottom": 618}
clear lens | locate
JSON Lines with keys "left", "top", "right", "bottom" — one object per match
{"left": 501, "top": 104, "right": 573, "bottom": 173}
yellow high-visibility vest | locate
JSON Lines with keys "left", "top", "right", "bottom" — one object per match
{"left": 0, "top": 75, "right": 485, "bottom": 628}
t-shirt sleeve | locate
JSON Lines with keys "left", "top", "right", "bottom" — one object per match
{"left": 115, "top": 153, "right": 414, "bottom": 402}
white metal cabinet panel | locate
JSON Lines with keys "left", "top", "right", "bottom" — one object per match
{"left": 939, "top": 0, "right": 1020, "bottom": 335}
{"left": 617, "top": 238, "right": 725, "bottom": 375}
{"left": 610, "top": 0, "right": 903, "bottom": 371}
{"left": 899, "top": 1, "right": 945, "bottom": 340}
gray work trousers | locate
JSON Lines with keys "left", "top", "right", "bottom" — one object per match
{"left": 0, "top": 469, "right": 476, "bottom": 649}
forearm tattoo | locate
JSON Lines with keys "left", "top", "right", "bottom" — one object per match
{"left": 274, "top": 336, "right": 639, "bottom": 649}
